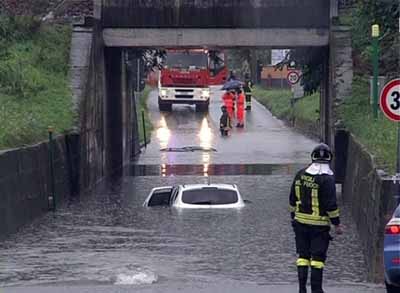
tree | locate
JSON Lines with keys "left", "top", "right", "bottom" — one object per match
{"left": 351, "top": 0, "right": 399, "bottom": 77}
{"left": 276, "top": 47, "right": 327, "bottom": 96}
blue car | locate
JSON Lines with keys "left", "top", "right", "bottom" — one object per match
{"left": 384, "top": 204, "right": 400, "bottom": 292}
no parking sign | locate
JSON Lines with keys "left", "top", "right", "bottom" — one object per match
{"left": 380, "top": 78, "right": 400, "bottom": 121}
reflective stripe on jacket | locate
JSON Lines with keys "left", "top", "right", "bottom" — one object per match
{"left": 289, "top": 168, "right": 340, "bottom": 227}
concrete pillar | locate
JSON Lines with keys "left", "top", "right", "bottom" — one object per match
{"left": 329, "top": 25, "right": 353, "bottom": 149}
{"left": 105, "top": 47, "right": 123, "bottom": 175}
{"left": 320, "top": 47, "right": 330, "bottom": 144}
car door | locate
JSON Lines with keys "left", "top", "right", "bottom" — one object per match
{"left": 143, "top": 186, "right": 173, "bottom": 207}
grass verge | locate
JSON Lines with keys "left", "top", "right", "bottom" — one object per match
{"left": 339, "top": 76, "right": 397, "bottom": 173}
{"left": 137, "top": 86, "right": 154, "bottom": 144}
{"left": 252, "top": 86, "right": 320, "bottom": 135}
{"left": 0, "top": 17, "right": 73, "bottom": 150}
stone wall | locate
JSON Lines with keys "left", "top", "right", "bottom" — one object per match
{"left": 340, "top": 131, "right": 398, "bottom": 282}
{"left": 0, "top": 135, "right": 77, "bottom": 239}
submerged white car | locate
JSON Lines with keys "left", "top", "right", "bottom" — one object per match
{"left": 143, "top": 184, "right": 245, "bottom": 209}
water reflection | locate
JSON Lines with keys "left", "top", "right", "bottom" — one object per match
{"left": 129, "top": 163, "right": 305, "bottom": 177}
{"left": 199, "top": 118, "right": 212, "bottom": 176}
{"left": 157, "top": 116, "right": 171, "bottom": 149}
{"left": 199, "top": 118, "right": 213, "bottom": 149}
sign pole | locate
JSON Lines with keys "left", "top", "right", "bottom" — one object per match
{"left": 397, "top": 122, "right": 400, "bottom": 204}
{"left": 397, "top": 18, "right": 400, "bottom": 205}
{"left": 372, "top": 24, "right": 380, "bottom": 120}
{"left": 380, "top": 78, "right": 400, "bottom": 205}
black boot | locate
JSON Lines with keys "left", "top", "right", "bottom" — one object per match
{"left": 297, "top": 266, "right": 308, "bottom": 293}
{"left": 311, "top": 268, "right": 324, "bottom": 293}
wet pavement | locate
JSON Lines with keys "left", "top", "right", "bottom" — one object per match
{"left": 0, "top": 87, "right": 385, "bottom": 292}
{"left": 136, "top": 87, "right": 316, "bottom": 165}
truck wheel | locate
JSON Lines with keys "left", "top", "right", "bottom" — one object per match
{"left": 196, "top": 102, "right": 209, "bottom": 112}
{"left": 159, "top": 101, "right": 172, "bottom": 112}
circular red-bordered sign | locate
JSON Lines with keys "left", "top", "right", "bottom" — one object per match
{"left": 380, "top": 79, "right": 400, "bottom": 122}
{"left": 287, "top": 71, "right": 300, "bottom": 85}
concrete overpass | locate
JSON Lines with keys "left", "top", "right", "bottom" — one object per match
{"left": 73, "top": 0, "right": 352, "bottom": 177}
{"left": 99, "top": 0, "right": 333, "bottom": 48}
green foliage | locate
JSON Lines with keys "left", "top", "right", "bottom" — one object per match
{"left": 0, "top": 17, "right": 73, "bottom": 149}
{"left": 276, "top": 47, "right": 327, "bottom": 96}
{"left": 137, "top": 86, "right": 154, "bottom": 144}
{"left": 351, "top": 0, "right": 399, "bottom": 77}
{"left": 0, "top": 15, "right": 41, "bottom": 43}
{"left": 338, "top": 75, "right": 397, "bottom": 173}
{"left": 226, "top": 49, "right": 271, "bottom": 79}
{"left": 252, "top": 86, "right": 319, "bottom": 123}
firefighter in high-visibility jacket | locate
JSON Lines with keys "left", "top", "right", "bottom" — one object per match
{"left": 243, "top": 73, "right": 253, "bottom": 110}
{"left": 289, "top": 143, "right": 343, "bottom": 293}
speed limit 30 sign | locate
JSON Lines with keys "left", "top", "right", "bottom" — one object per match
{"left": 287, "top": 71, "right": 300, "bottom": 85}
{"left": 380, "top": 78, "right": 400, "bottom": 121}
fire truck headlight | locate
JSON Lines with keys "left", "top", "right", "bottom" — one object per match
{"left": 160, "top": 89, "right": 167, "bottom": 97}
{"left": 202, "top": 90, "right": 210, "bottom": 98}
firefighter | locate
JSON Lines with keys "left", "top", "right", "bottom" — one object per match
{"left": 222, "top": 90, "right": 234, "bottom": 119}
{"left": 243, "top": 73, "right": 253, "bottom": 110}
{"left": 289, "top": 143, "right": 343, "bottom": 293}
{"left": 219, "top": 105, "right": 231, "bottom": 136}
{"left": 236, "top": 88, "right": 245, "bottom": 128}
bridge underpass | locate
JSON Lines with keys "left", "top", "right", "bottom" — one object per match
{"left": 0, "top": 1, "right": 368, "bottom": 292}
{"left": 96, "top": 0, "right": 352, "bottom": 174}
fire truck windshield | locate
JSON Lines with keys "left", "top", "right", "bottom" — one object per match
{"left": 165, "top": 52, "right": 208, "bottom": 69}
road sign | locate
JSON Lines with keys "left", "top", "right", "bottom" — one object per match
{"left": 287, "top": 71, "right": 300, "bottom": 85}
{"left": 380, "top": 78, "right": 400, "bottom": 121}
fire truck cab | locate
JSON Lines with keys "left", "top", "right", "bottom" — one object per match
{"left": 158, "top": 50, "right": 210, "bottom": 112}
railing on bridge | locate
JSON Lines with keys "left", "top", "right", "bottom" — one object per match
{"left": 101, "top": 0, "right": 330, "bottom": 29}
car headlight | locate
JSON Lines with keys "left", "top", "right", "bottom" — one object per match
{"left": 202, "top": 90, "right": 210, "bottom": 98}
{"left": 160, "top": 89, "right": 167, "bottom": 96}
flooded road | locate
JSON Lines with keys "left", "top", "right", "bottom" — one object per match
{"left": 0, "top": 88, "right": 384, "bottom": 292}
{"left": 137, "top": 87, "right": 315, "bottom": 165}
{"left": 0, "top": 175, "right": 371, "bottom": 288}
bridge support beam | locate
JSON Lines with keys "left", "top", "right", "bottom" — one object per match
{"left": 103, "top": 28, "right": 329, "bottom": 48}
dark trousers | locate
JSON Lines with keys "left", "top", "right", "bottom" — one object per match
{"left": 294, "top": 222, "right": 332, "bottom": 293}
{"left": 220, "top": 128, "right": 229, "bottom": 136}
{"left": 294, "top": 222, "right": 331, "bottom": 264}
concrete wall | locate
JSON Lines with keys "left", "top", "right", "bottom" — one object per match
{"left": 101, "top": 0, "right": 330, "bottom": 29}
{"left": 320, "top": 25, "right": 353, "bottom": 148}
{"left": 339, "top": 131, "right": 398, "bottom": 282}
{"left": 70, "top": 23, "right": 106, "bottom": 189}
{"left": 70, "top": 21, "right": 141, "bottom": 185}
{"left": 0, "top": 136, "right": 75, "bottom": 239}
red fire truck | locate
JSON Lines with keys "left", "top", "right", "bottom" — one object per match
{"left": 158, "top": 50, "right": 211, "bottom": 112}
{"left": 207, "top": 50, "right": 228, "bottom": 85}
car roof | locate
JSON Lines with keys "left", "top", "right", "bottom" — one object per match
{"left": 178, "top": 184, "right": 238, "bottom": 191}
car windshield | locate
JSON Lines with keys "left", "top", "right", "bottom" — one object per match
{"left": 181, "top": 188, "right": 238, "bottom": 205}
{"left": 165, "top": 52, "right": 207, "bottom": 69}
{"left": 394, "top": 205, "right": 400, "bottom": 218}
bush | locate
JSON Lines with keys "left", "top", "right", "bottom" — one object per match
{"left": 338, "top": 75, "right": 397, "bottom": 173}
{"left": 0, "top": 17, "right": 73, "bottom": 149}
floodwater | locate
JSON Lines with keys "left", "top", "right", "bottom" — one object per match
{"left": 0, "top": 88, "right": 384, "bottom": 292}
{"left": 0, "top": 175, "right": 368, "bottom": 288}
